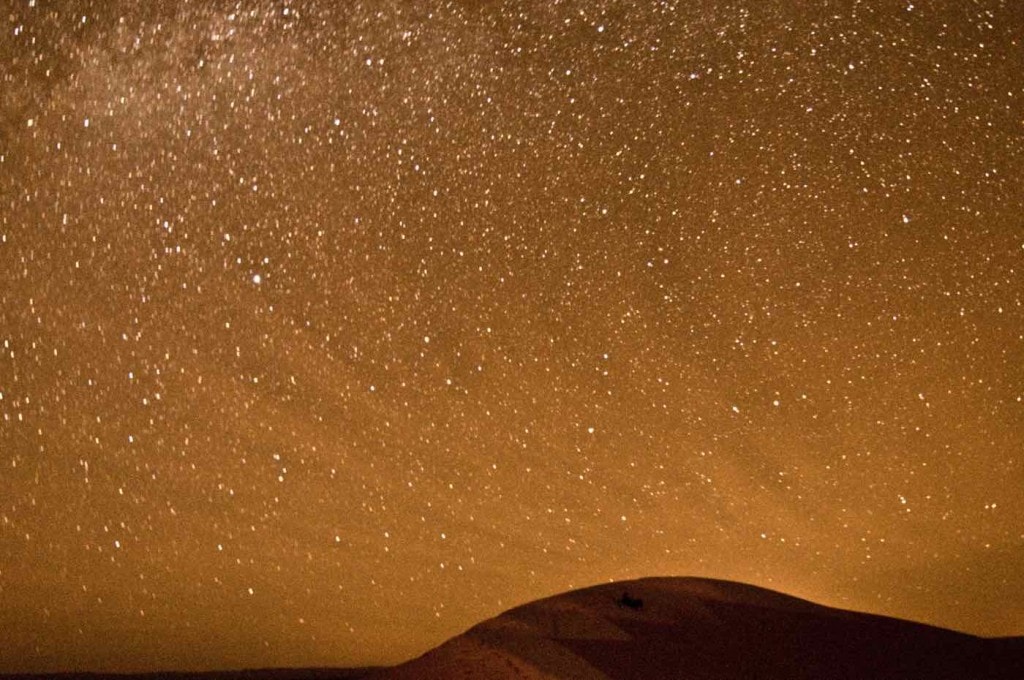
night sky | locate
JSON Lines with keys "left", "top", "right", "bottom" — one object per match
{"left": 1, "top": 0, "right": 1022, "bottom": 673}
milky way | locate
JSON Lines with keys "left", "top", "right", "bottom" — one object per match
{"left": 1, "top": 0, "right": 1022, "bottom": 673}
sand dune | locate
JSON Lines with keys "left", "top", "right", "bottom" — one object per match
{"left": 371, "top": 577, "right": 1024, "bottom": 679}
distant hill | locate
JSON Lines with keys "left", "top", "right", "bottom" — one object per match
{"left": 370, "top": 576, "right": 1024, "bottom": 679}
{"left": 0, "top": 669, "right": 376, "bottom": 680}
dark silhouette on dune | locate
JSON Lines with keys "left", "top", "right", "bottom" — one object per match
{"left": 616, "top": 592, "right": 644, "bottom": 611}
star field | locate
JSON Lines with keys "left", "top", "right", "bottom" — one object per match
{"left": 1, "top": 0, "right": 1022, "bottom": 673}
